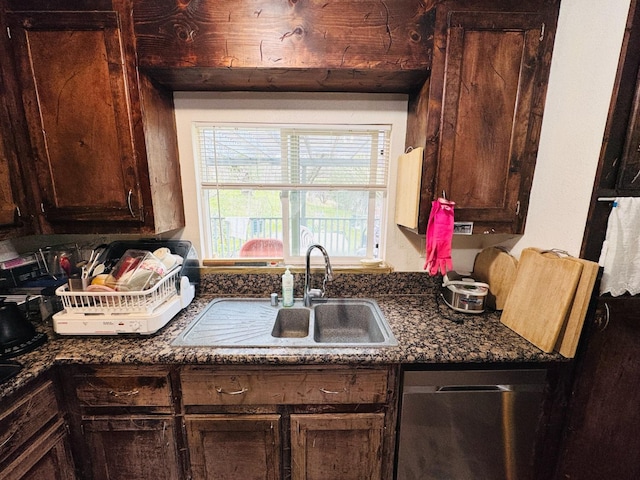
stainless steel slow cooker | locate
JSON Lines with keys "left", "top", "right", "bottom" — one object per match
{"left": 441, "top": 271, "right": 490, "bottom": 314}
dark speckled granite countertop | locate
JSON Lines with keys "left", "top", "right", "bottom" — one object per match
{"left": 0, "top": 272, "right": 565, "bottom": 399}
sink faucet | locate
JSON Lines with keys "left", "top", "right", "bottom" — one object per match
{"left": 304, "top": 244, "right": 334, "bottom": 307}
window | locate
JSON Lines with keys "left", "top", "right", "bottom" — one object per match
{"left": 194, "top": 123, "right": 391, "bottom": 262}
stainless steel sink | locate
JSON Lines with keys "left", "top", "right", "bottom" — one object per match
{"left": 172, "top": 298, "right": 397, "bottom": 348}
{"left": 272, "top": 308, "right": 310, "bottom": 338}
{"left": 314, "top": 303, "right": 386, "bottom": 343}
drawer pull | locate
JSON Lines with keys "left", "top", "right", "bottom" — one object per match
{"left": 108, "top": 389, "right": 140, "bottom": 397}
{"left": 319, "top": 388, "right": 346, "bottom": 395}
{"left": 0, "top": 430, "right": 16, "bottom": 450}
{"left": 215, "top": 387, "right": 248, "bottom": 395}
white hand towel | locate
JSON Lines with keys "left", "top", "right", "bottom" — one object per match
{"left": 599, "top": 197, "right": 640, "bottom": 296}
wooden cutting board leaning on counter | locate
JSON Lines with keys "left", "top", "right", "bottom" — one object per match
{"left": 473, "top": 247, "right": 599, "bottom": 358}
{"left": 472, "top": 246, "right": 518, "bottom": 310}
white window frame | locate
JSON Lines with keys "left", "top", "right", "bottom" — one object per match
{"left": 193, "top": 123, "right": 389, "bottom": 263}
{"left": 173, "top": 92, "right": 409, "bottom": 267}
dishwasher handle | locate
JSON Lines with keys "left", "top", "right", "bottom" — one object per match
{"left": 404, "top": 383, "right": 543, "bottom": 395}
{"left": 436, "top": 385, "right": 511, "bottom": 392}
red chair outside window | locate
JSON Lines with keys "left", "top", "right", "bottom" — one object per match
{"left": 239, "top": 239, "right": 284, "bottom": 257}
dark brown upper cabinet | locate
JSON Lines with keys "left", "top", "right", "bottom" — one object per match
{"left": 3, "top": 0, "right": 185, "bottom": 235}
{"left": 0, "top": 10, "right": 36, "bottom": 240}
{"left": 2, "top": 0, "right": 560, "bottom": 238}
{"left": 406, "top": 0, "right": 560, "bottom": 235}
{"left": 131, "top": 0, "right": 434, "bottom": 93}
{"left": 611, "top": 0, "right": 640, "bottom": 195}
{"left": 616, "top": 65, "right": 640, "bottom": 191}
{"left": 581, "top": 0, "right": 640, "bottom": 262}
{"left": 0, "top": 85, "right": 27, "bottom": 238}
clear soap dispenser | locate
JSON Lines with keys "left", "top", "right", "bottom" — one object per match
{"left": 282, "top": 266, "right": 294, "bottom": 307}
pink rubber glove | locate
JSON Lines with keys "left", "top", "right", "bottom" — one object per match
{"left": 424, "top": 198, "right": 455, "bottom": 276}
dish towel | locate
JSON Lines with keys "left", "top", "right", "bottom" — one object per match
{"left": 424, "top": 198, "right": 455, "bottom": 276}
{"left": 599, "top": 197, "right": 640, "bottom": 296}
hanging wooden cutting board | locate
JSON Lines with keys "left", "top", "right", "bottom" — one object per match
{"left": 472, "top": 246, "right": 518, "bottom": 310}
{"left": 533, "top": 249, "right": 600, "bottom": 358}
{"left": 500, "top": 248, "right": 583, "bottom": 353}
{"left": 394, "top": 147, "right": 423, "bottom": 229}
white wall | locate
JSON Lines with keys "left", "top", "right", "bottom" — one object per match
{"left": 171, "top": 0, "right": 631, "bottom": 272}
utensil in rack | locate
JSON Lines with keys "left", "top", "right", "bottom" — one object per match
{"left": 82, "top": 244, "right": 107, "bottom": 279}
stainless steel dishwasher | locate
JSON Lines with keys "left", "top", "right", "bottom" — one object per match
{"left": 396, "top": 369, "right": 546, "bottom": 480}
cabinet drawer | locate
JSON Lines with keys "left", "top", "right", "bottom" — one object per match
{"left": 0, "top": 380, "right": 58, "bottom": 467}
{"left": 181, "top": 367, "right": 389, "bottom": 406}
{"left": 1, "top": 418, "right": 72, "bottom": 480}
{"left": 72, "top": 366, "right": 173, "bottom": 409}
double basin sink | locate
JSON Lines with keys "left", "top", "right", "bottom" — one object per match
{"left": 172, "top": 298, "right": 397, "bottom": 348}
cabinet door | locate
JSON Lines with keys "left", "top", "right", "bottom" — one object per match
{"left": 290, "top": 413, "right": 384, "bottom": 480}
{"left": 0, "top": 114, "right": 20, "bottom": 230}
{"left": 0, "top": 382, "right": 59, "bottom": 468}
{"left": 185, "top": 414, "right": 281, "bottom": 480}
{"left": 1, "top": 421, "right": 76, "bottom": 480}
{"left": 617, "top": 65, "right": 640, "bottom": 191}
{"left": 0, "top": 379, "right": 76, "bottom": 480}
{"left": 81, "top": 416, "right": 180, "bottom": 480}
{"left": 5, "top": 11, "right": 144, "bottom": 226}
{"left": 0, "top": 50, "right": 32, "bottom": 238}
{"left": 436, "top": 11, "right": 547, "bottom": 233}
{"left": 557, "top": 299, "right": 640, "bottom": 479}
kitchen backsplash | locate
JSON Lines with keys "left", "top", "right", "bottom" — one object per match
{"left": 198, "top": 271, "right": 440, "bottom": 298}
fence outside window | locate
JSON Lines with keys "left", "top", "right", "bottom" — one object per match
{"left": 209, "top": 216, "right": 370, "bottom": 258}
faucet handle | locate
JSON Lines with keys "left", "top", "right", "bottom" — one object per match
{"left": 308, "top": 288, "right": 323, "bottom": 299}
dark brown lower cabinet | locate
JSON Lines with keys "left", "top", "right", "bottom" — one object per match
{"left": 180, "top": 365, "right": 396, "bottom": 480}
{"left": 81, "top": 416, "right": 181, "bottom": 480}
{"left": 0, "top": 380, "right": 76, "bottom": 480}
{"left": 59, "top": 364, "right": 396, "bottom": 480}
{"left": 185, "top": 415, "right": 281, "bottom": 480}
{"left": 184, "top": 412, "right": 385, "bottom": 480}
{"left": 556, "top": 299, "right": 640, "bottom": 479}
{"left": 60, "top": 366, "right": 182, "bottom": 480}
{"left": 1, "top": 420, "right": 76, "bottom": 480}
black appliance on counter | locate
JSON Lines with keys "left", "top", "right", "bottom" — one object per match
{"left": 0, "top": 295, "right": 47, "bottom": 384}
{"left": 0, "top": 359, "right": 22, "bottom": 384}
{"left": 1, "top": 254, "right": 56, "bottom": 384}
{"left": 0, "top": 296, "right": 47, "bottom": 360}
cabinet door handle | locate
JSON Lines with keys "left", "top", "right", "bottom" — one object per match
{"left": 595, "top": 302, "right": 611, "bottom": 331}
{"left": 319, "top": 388, "right": 346, "bottom": 395}
{"left": 215, "top": 387, "right": 248, "bottom": 395}
{"left": 126, "top": 189, "right": 135, "bottom": 217}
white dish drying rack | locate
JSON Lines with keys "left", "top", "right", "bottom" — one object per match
{"left": 53, "top": 268, "right": 195, "bottom": 335}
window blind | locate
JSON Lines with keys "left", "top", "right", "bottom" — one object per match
{"left": 195, "top": 124, "right": 391, "bottom": 189}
